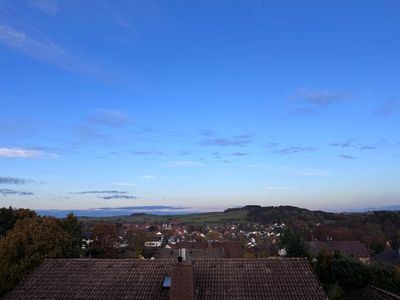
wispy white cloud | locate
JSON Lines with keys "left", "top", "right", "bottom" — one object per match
{"left": 112, "top": 182, "right": 138, "bottom": 187}
{"left": 115, "top": 18, "right": 135, "bottom": 33}
{"left": 0, "top": 24, "right": 64, "bottom": 61}
{"left": 285, "top": 167, "right": 330, "bottom": 177}
{"left": 0, "top": 24, "right": 99, "bottom": 76}
{"left": 75, "top": 190, "right": 128, "bottom": 195}
{"left": 338, "top": 154, "right": 357, "bottom": 160}
{"left": 163, "top": 161, "right": 204, "bottom": 167}
{"left": 0, "top": 147, "right": 57, "bottom": 159}
{"left": 265, "top": 186, "right": 294, "bottom": 190}
{"left": 30, "top": 0, "right": 60, "bottom": 16}
{"left": 141, "top": 175, "right": 156, "bottom": 179}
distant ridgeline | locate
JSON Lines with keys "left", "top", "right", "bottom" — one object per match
{"left": 225, "top": 204, "right": 400, "bottom": 225}
{"left": 225, "top": 205, "right": 335, "bottom": 224}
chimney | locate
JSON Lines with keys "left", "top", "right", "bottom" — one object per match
{"left": 178, "top": 248, "right": 187, "bottom": 262}
{"left": 170, "top": 261, "right": 194, "bottom": 300}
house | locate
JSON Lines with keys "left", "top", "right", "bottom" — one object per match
{"left": 307, "top": 241, "right": 371, "bottom": 262}
{"left": 211, "top": 241, "right": 243, "bottom": 258}
{"left": 5, "top": 258, "right": 327, "bottom": 299}
{"left": 374, "top": 246, "right": 400, "bottom": 267}
{"left": 144, "top": 232, "right": 165, "bottom": 247}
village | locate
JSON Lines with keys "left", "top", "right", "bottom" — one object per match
{"left": 80, "top": 219, "right": 387, "bottom": 265}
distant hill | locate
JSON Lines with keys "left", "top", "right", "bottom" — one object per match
{"left": 352, "top": 205, "right": 400, "bottom": 212}
{"left": 74, "top": 204, "right": 399, "bottom": 228}
{"left": 37, "top": 206, "right": 199, "bottom": 218}
{"left": 225, "top": 205, "right": 335, "bottom": 225}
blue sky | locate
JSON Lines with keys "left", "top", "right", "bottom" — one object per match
{"left": 0, "top": 0, "right": 399, "bottom": 212}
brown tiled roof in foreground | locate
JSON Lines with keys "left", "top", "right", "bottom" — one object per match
{"left": 5, "top": 258, "right": 327, "bottom": 300}
{"left": 192, "top": 259, "right": 326, "bottom": 300}
{"left": 155, "top": 248, "right": 224, "bottom": 259}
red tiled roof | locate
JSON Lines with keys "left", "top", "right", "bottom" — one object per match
{"left": 170, "top": 241, "right": 209, "bottom": 249}
{"left": 374, "top": 247, "right": 400, "bottom": 267}
{"left": 155, "top": 248, "right": 224, "bottom": 259}
{"left": 307, "top": 241, "right": 370, "bottom": 258}
{"left": 5, "top": 258, "right": 327, "bottom": 300}
{"left": 192, "top": 258, "right": 326, "bottom": 299}
{"left": 6, "top": 259, "right": 172, "bottom": 300}
{"left": 212, "top": 241, "right": 243, "bottom": 258}
{"left": 170, "top": 263, "right": 194, "bottom": 300}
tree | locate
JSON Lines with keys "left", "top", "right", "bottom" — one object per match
{"left": 88, "top": 222, "right": 118, "bottom": 258}
{"left": 0, "top": 207, "right": 36, "bottom": 238}
{"left": 206, "top": 230, "right": 221, "bottom": 241}
{"left": 61, "top": 213, "right": 83, "bottom": 257}
{"left": 0, "top": 207, "right": 15, "bottom": 238}
{"left": 278, "top": 228, "right": 308, "bottom": 257}
{"left": 314, "top": 251, "right": 400, "bottom": 297}
{"left": 0, "top": 216, "right": 76, "bottom": 296}
{"left": 126, "top": 228, "right": 147, "bottom": 257}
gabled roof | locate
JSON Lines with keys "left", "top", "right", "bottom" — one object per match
{"left": 192, "top": 258, "right": 326, "bottom": 299}
{"left": 212, "top": 241, "right": 243, "bottom": 258}
{"left": 5, "top": 258, "right": 327, "bottom": 300}
{"left": 307, "top": 240, "right": 370, "bottom": 258}
{"left": 374, "top": 247, "right": 400, "bottom": 266}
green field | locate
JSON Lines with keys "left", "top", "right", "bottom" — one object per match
{"left": 78, "top": 210, "right": 249, "bottom": 225}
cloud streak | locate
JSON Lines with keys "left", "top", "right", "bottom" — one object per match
{"left": 0, "top": 189, "right": 34, "bottom": 196}
{"left": 331, "top": 139, "right": 356, "bottom": 148}
{"left": 0, "top": 24, "right": 100, "bottom": 76}
{"left": 0, "top": 176, "right": 34, "bottom": 184}
{"left": 0, "top": 147, "right": 56, "bottom": 159}
{"left": 274, "top": 146, "right": 315, "bottom": 155}
{"left": 232, "top": 152, "right": 249, "bottom": 156}
{"left": 87, "top": 109, "right": 133, "bottom": 128}
{"left": 76, "top": 190, "right": 128, "bottom": 195}
{"left": 30, "top": 0, "right": 60, "bottom": 16}
{"left": 200, "top": 134, "right": 253, "bottom": 147}
{"left": 101, "top": 195, "right": 137, "bottom": 200}
{"left": 132, "top": 150, "right": 166, "bottom": 156}
{"left": 163, "top": 160, "right": 204, "bottom": 167}
{"left": 285, "top": 168, "right": 330, "bottom": 177}
{"left": 338, "top": 154, "right": 357, "bottom": 160}
{"left": 374, "top": 100, "right": 399, "bottom": 117}
{"left": 141, "top": 175, "right": 156, "bottom": 180}
{"left": 297, "top": 89, "right": 348, "bottom": 106}
{"left": 265, "top": 186, "right": 294, "bottom": 190}
{"left": 290, "top": 88, "right": 349, "bottom": 114}
{"left": 112, "top": 182, "right": 138, "bottom": 187}
{"left": 331, "top": 139, "right": 381, "bottom": 151}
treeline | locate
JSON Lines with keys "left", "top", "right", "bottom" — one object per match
{"left": 0, "top": 207, "right": 82, "bottom": 297}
